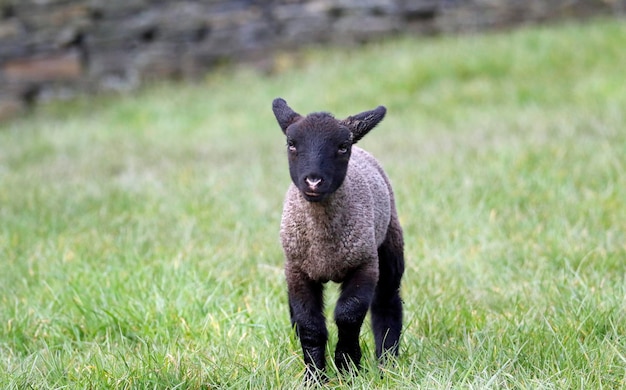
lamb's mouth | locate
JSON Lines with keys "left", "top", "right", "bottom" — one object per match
{"left": 303, "top": 191, "right": 326, "bottom": 202}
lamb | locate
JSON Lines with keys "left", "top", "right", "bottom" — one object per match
{"left": 272, "top": 98, "right": 405, "bottom": 380}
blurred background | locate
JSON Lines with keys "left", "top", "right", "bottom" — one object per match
{"left": 1, "top": 0, "right": 624, "bottom": 120}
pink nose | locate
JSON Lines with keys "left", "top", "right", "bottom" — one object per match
{"left": 305, "top": 177, "right": 322, "bottom": 190}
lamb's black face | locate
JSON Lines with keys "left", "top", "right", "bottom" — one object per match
{"left": 285, "top": 114, "right": 352, "bottom": 202}
{"left": 272, "top": 98, "right": 386, "bottom": 203}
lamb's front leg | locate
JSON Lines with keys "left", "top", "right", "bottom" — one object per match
{"left": 334, "top": 263, "right": 378, "bottom": 372}
{"left": 286, "top": 267, "right": 327, "bottom": 381}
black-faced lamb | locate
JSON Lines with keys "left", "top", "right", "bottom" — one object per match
{"left": 272, "top": 98, "right": 405, "bottom": 380}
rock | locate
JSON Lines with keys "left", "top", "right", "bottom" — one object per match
{"left": 0, "top": 0, "right": 622, "bottom": 119}
{"left": 2, "top": 50, "right": 83, "bottom": 83}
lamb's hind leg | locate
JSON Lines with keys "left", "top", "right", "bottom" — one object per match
{"left": 371, "top": 215, "right": 405, "bottom": 362}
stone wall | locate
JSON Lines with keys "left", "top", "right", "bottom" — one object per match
{"left": 0, "top": 0, "right": 624, "bottom": 119}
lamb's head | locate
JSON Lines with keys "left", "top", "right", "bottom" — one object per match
{"left": 272, "top": 98, "right": 386, "bottom": 202}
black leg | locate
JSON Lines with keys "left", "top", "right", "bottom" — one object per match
{"left": 287, "top": 270, "right": 327, "bottom": 380}
{"left": 371, "top": 216, "right": 404, "bottom": 362}
{"left": 334, "top": 263, "right": 378, "bottom": 372}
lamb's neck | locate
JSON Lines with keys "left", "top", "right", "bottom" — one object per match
{"left": 302, "top": 179, "right": 351, "bottom": 224}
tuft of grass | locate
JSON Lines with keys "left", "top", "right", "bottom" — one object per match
{"left": 1, "top": 18, "right": 626, "bottom": 388}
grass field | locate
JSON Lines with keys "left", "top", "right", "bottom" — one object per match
{"left": 1, "top": 18, "right": 626, "bottom": 389}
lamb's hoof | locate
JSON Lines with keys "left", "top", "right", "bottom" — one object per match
{"left": 335, "top": 353, "right": 361, "bottom": 376}
{"left": 303, "top": 367, "right": 328, "bottom": 386}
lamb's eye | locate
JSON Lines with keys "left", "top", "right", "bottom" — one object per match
{"left": 287, "top": 140, "right": 297, "bottom": 153}
{"left": 338, "top": 144, "right": 349, "bottom": 154}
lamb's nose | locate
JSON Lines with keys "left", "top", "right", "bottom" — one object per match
{"left": 305, "top": 176, "right": 322, "bottom": 190}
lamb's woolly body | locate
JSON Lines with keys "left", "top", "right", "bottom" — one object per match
{"left": 281, "top": 147, "right": 392, "bottom": 283}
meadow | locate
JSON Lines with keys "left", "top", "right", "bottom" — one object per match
{"left": 1, "top": 18, "right": 625, "bottom": 389}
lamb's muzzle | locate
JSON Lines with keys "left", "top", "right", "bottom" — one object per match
{"left": 305, "top": 177, "right": 322, "bottom": 190}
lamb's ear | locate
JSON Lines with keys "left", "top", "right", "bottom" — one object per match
{"left": 341, "top": 106, "right": 387, "bottom": 143}
{"left": 272, "top": 98, "right": 302, "bottom": 134}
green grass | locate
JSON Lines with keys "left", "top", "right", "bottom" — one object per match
{"left": 1, "top": 18, "right": 626, "bottom": 389}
